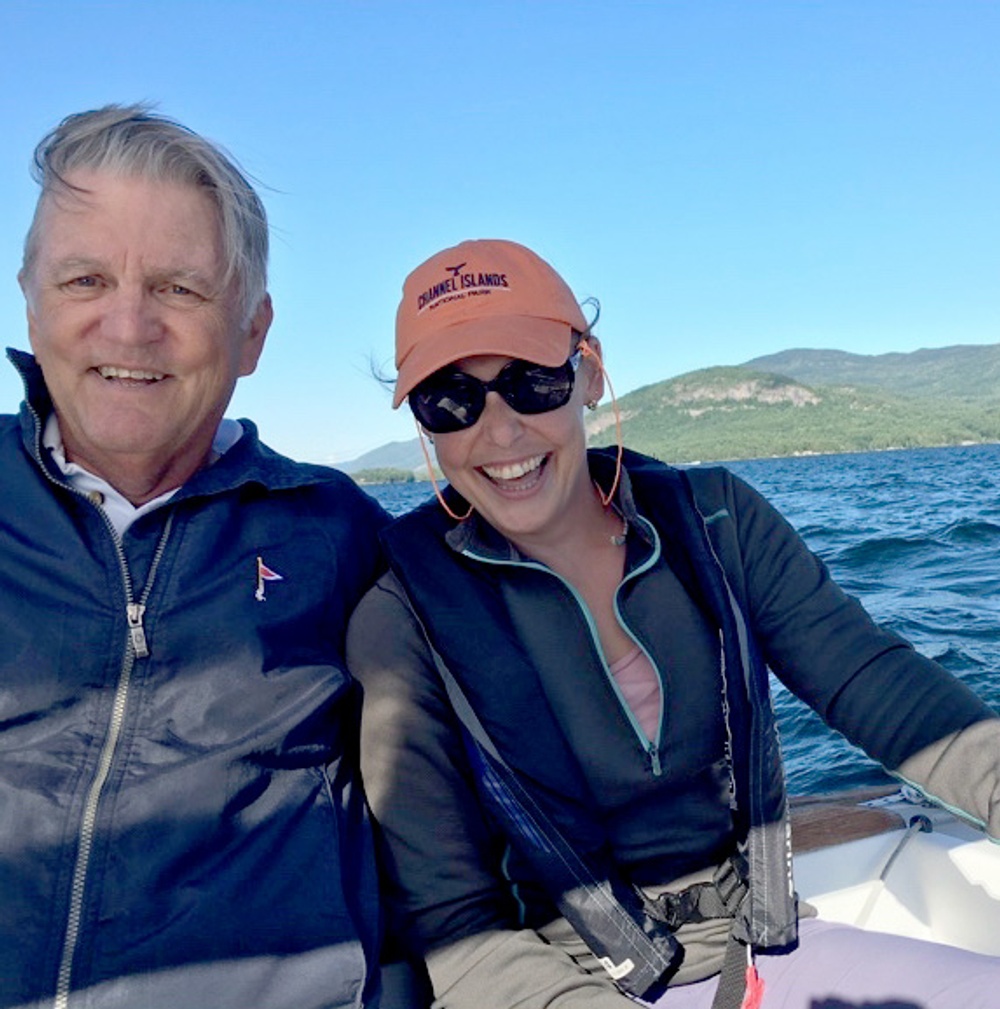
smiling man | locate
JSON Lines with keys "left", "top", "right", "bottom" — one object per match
{"left": 21, "top": 167, "right": 269, "bottom": 505}
{"left": 1, "top": 106, "right": 387, "bottom": 1009}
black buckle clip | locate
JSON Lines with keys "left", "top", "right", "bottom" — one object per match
{"left": 644, "top": 856, "right": 749, "bottom": 931}
{"left": 645, "top": 883, "right": 709, "bottom": 930}
{"left": 712, "top": 856, "right": 748, "bottom": 916}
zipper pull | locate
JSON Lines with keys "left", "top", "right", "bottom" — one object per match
{"left": 648, "top": 745, "right": 662, "bottom": 776}
{"left": 126, "top": 603, "right": 149, "bottom": 658}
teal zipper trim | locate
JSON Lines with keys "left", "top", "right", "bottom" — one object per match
{"left": 463, "top": 530, "right": 667, "bottom": 776}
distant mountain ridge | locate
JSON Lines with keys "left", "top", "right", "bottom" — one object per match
{"left": 588, "top": 363, "right": 1000, "bottom": 464}
{"left": 338, "top": 439, "right": 427, "bottom": 476}
{"left": 340, "top": 342, "right": 1000, "bottom": 474}
{"left": 744, "top": 344, "right": 1000, "bottom": 401}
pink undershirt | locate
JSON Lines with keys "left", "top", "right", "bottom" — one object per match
{"left": 609, "top": 646, "right": 661, "bottom": 741}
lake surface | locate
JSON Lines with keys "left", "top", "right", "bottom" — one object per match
{"left": 366, "top": 443, "right": 1000, "bottom": 794}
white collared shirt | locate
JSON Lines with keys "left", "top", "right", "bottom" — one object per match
{"left": 42, "top": 414, "right": 243, "bottom": 537}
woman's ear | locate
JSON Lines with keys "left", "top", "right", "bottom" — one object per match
{"left": 579, "top": 336, "right": 606, "bottom": 406}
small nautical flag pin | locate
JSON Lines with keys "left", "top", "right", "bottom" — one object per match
{"left": 255, "top": 556, "right": 284, "bottom": 601}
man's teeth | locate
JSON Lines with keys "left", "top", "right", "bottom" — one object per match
{"left": 482, "top": 455, "right": 545, "bottom": 481}
{"left": 97, "top": 366, "right": 165, "bottom": 381}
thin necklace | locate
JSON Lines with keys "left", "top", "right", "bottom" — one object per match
{"left": 594, "top": 480, "right": 628, "bottom": 546}
{"left": 610, "top": 515, "right": 628, "bottom": 547}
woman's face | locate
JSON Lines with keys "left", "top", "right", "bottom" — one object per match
{"left": 430, "top": 346, "right": 603, "bottom": 547}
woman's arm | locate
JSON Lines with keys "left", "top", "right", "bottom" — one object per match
{"left": 347, "top": 573, "right": 634, "bottom": 1008}
{"left": 719, "top": 472, "right": 999, "bottom": 833}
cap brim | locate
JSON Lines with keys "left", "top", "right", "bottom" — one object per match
{"left": 392, "top": 315, "right": 577, "bottom": 408}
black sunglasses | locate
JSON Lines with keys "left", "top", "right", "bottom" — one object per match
{"left": 409, "top": 349, "right": 583, "bottom": 434}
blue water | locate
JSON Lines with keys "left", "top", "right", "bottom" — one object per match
{"left": 365, "top": 443, "right": 1000, "bottom": 795}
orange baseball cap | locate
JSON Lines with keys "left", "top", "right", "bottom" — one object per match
{"left": 393, "top": 239, "right": 589, "bottom": 407}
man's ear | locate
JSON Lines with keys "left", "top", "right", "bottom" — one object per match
{"left": 18, "top": 268, "right": 36, "bottom": 315}
{"left": 19, "top": 269, "right": 41, "bottom": 353}
{"left": 238, "top": 294, "right": 273, "bottom": 377}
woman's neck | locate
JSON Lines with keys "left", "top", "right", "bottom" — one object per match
{"left": 509, "top": 485, "right": 626, "bottom": 583}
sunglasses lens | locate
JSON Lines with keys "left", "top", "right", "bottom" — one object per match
{"left": 409, "top": 355, "right": 578, "bottom": 433}
{"left": 410, "top": 371, "right": 485, "bottom": 433}
{"left": 499, "top": 360, "right": 575, "bottom": 415}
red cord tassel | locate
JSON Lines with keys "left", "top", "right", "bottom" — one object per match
{"left": 740, "top": 962, "right": 765, "bottom": 1009}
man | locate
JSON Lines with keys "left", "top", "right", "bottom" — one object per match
{"left": 1, "top": 105, "right": 387, "bottom": 1009}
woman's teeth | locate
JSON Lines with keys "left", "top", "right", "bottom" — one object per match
{"left": 481, "top": 454, "right": 545, "bottom": 482}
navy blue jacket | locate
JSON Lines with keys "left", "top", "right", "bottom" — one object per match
{"left": 0, "top": 351, "right": 388, "bottom": 1009}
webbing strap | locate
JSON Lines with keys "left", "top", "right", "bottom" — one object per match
{"left": 711, "top": 933, "right": 748, "bottom": 1009}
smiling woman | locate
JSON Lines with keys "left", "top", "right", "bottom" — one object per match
{"left": 347, "top": 238, "right": 1000, "bottom": 1009}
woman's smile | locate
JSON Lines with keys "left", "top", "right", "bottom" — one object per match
{"left": 479, "top": 453, "right": 549, "bottom": 487}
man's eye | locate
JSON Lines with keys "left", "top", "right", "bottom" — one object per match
{"left": 67, "top": 276, "right": 99, "bottom": 289}
{"left": 163, "top": 283, "right": 204, "bottom": 301}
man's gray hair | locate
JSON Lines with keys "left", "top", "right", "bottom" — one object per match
{"left": 22, "top": 103, "right": 269, "bottom": 323}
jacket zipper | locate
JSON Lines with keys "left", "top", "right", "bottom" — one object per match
{"left": 25, "top": 400, "right": 176, "bottom": 1008}
{"left": 464, "top": 536, "right": 666, "bottom": 777}
{"left": 53, "top": 511, "right": 173, "bottom": 1009}
{"left": 54, "top": 510, "right": 173, "bottom": 1009}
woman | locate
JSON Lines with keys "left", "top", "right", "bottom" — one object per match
{"left": 347, "top": 239, "right": 1000, "bottom": 1009}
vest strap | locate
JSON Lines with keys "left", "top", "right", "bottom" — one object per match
{"left": 711, "top": 933, "right": 753, "bottom": 1009}
{"left": 642, "top": 855, "right": 749, "bottom": 931}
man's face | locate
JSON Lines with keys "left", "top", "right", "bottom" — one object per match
{"left": 19, "top": 170, "right": 270, "bottom": 499}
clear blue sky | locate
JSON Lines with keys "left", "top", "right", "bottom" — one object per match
{"left": 2, "top": 1, "right": 997, "bottom": 462}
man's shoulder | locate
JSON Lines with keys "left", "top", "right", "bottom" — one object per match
{"left": 251, "top": 456, "right": 389, "bottom": 527}
{"left": 282, "top": 464, "right": 389, "bottom": 524}
{"left": 183, "top": 431, "right": 391, "bottom": 552}
{"left": 217, "top": 425, "right": 385, "bottom": 502}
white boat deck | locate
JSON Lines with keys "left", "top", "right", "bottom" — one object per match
{"left": 793, "top": 792, "right": 1000, "bottom": 955}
